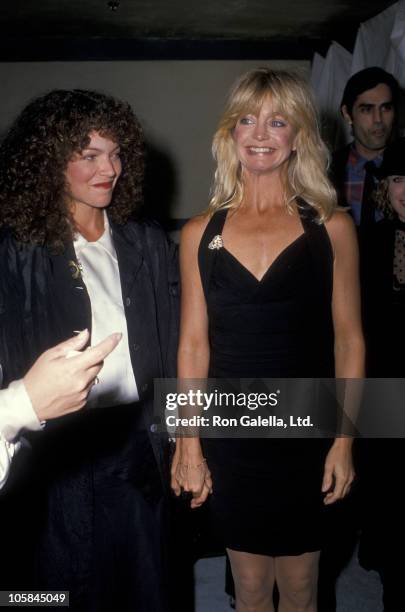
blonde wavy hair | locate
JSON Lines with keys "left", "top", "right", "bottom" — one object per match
{"left": 209, "top": 67, "right": 336, "bottom": 222}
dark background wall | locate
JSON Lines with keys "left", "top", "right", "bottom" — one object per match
{"left": 0, "top": 59, "right": 309, "bottom": 221}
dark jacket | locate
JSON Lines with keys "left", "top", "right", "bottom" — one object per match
{"left": 330, "top": 142, "right": 380, "bottom": 228}
{"left": 0, "top": 217, "right": 179, "bottom": 446}
{"left": 362, "top": 217, "right": 405, "bottom": 377}
{"left": 0, "top": 217, "right": 179, "bottom": 384}
{"left": 330, "top": 143, "right": 352, "bottom": 209}
{"left": 0, "top": 218, "right": 179, "bottom": 606}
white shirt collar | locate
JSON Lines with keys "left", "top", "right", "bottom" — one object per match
{"left": 73, "top": 210, "right": 116, "bottom": 260}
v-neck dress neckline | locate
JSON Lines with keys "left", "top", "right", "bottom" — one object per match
{"left": 197, "top": 202, "right": 336, "bottom": 557}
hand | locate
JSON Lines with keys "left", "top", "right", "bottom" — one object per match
{"left": 23, "top": 329, "right": 122, "bottom": 421}
{"left": 170, "top": 440, "right": 182, "bottom": 497}
{"left": 322, "top": 439, "right": 355, "bottom": 505}
{"left": 171, "top": 442, "right": 213, "bottom": 509}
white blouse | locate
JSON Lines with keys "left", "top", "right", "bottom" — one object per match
{"left": 74, "top": 213, "right": 139, "bottom": 408}
{"left": 0, "top": 380, "right": 40, "bottom": 490}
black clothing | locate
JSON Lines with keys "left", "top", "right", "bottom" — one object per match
{"left": 330, "top": 144, "right": 352, "bottom": 209}
{"left": 0, "top": 218, "right": 179, "bottom": 611}
{"left": 362, "top": 218, "right": 405, "bottom": 376}
{"left": 198, "top": 206, "right": 333, "bottom": 556}
{"left": 361, "top": 161, "right": 378, "bottom": 231}
{"left": 331, "top": 144, "right": 380, "bottom": 367}
{"left": 358, "top": 218, "right": 405, "bottom": 582}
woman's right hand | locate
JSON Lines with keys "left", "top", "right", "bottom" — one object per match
{"left": 171, "top": 440, "right": 213, "bottom": 508}
{"left": 174, "top": 217, "right": 214, "bottom": 508}
{"left": 23, "top": 329, "right": 122, "bottom": 421}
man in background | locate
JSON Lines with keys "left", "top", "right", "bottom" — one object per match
{"left": 331, "top": 66, "right": 399, "bottom": 231}
{"left": 321, "top": 67, "right": 400, "bottom": 612}
{"left": 331, "top": 67, "right": 400, "bottom": 362}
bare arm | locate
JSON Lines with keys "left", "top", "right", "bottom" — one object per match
{"left": 323, "top": 211, "right": 365, "bottom": 504}
{"left": 171, "top": 215, "right": 213, "bottom": 507}
{"left": 177, "top": 217, "right": 211, "bottom": 380}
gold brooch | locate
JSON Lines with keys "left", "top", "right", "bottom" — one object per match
{"left": 68, "top": 260, "right": 83, "bottom": 280}
{"left": 208, "top": 235, "right": 223, "bottom": 250}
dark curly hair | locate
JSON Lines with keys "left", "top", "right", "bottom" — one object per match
{"left": 0, "top": 89, "right": 144, "bottom": 250}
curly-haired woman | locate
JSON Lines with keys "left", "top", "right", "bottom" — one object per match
{"left": 0, "top": 90, "right": 178, "bottom": 612}
{"left": 357, "top": 137, "right": 405, "bottom": 612}
{"left": 360, "top": 137, "right": 405, "bottom": 376}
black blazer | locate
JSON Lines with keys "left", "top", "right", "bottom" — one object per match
{"left": 0, "top": 217, "right": 179, "bottom": 473}
{"left": 0, "top": 217, "right": 179, "bottom": 596}
{"left": 0, "top": 217, "right": 178, "bottom": 377}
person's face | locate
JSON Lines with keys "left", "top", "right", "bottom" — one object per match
{"left": 232, "top": 96, "right": 297, "bottom": 177}
{"left": 388, "top": 175, "right": 405, "bottom": 222}
{"left": 342, "top": 83, "right": 395, "bottom": 158}
{"left": 65, "top": 131, "right": 122, "bottom": 213}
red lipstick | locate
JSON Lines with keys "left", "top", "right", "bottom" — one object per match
{"left": 93, "top": 181, "right": 113, "bottom": 189}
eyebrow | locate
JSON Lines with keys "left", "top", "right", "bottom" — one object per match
{"left": 242, "top": 111, "right": 286, "bottom": 118}
{"left": 81, "top": 145, "right": 120, "bottom": 152}
{"left": 357, "top": 100, "right": 393, "bottom": 108}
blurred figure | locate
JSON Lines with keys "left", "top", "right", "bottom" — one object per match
{"left": 357, "top": 137, "right": 405, "bottom": 612}
{"left": 321, "top": 72, "right": 399, "bottom": 611}
{"left": 1, "top": 330, "right": 121, "bottom": 489}
{"left": 362, "top": 137, "right": 405, "bottom": 373}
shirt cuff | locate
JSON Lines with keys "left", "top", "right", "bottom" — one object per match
{"left": 0, "top": 380, "right": 42, "bottom": 442}
{"left": 0, "top": 437, "right": 20, "bottom": 490}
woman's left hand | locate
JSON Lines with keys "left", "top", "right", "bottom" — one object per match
{"left": 322, "top": 439, "right": 355, "bottom": 505}
{"left": 170, "top": 440, "right": 183, "bottom": 497}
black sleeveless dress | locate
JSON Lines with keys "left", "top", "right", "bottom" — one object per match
{"left": 199, "top": 206, "right": 334, "bottom": 556}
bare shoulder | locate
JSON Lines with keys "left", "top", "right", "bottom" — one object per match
{"left": 180, "top": 212, "right": 211, "bottom": 249}
{"left": 324, "top": 209, "right": 357, "bottom": 249}
{"left": 325, "top": 209, "right": 355, "bottom": 235}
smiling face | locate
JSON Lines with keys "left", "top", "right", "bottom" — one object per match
{"left": 342, "top": 83, "right": 395, "bottom": 159}
{"left": 388, "top": 176, "right": 405, "bottom": 222}
{"left": 65, "top": 131, "right": 122, "bottom": 214}
{"left": 232, "top": 96, "right": 297, "bottom": 177}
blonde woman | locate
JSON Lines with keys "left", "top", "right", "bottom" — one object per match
{"left": 172, "top": 68, "right": 364, "bottom": 612}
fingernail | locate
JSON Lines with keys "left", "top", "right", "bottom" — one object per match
{"left": 75, "top": 329, "right": 88, "bottom": 337}
{"left": 113, "top": 332, "right": 123, "bottom": 342}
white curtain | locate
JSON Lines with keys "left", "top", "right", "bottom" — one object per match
{"left": 386, "top": 1, "right": 405, "bottom": 88}
{"left": 351, "top": 3, "right": 398, "bottom": 74}
{"left": 311, "top": 1, "right": 405, "bottom": 145}
{"left": 310, "top": 42, "right": 352, "bottom": 147}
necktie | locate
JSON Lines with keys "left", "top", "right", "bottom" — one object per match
{"left": 360, "top": 160, "right": 377, "bottom": 232}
